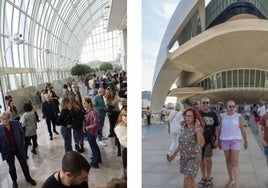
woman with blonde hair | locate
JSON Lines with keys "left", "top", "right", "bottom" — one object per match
{"left": 115, "top": 108, "right": 127, "bottom": 175}
{"left": 219, "top": 100, "right": 248, "bottom": 188}
{"left": 105, "top": 89, "right": 125, "bottom": 156}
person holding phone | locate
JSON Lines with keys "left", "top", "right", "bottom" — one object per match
{"left": 168, "top": 108, "right": 205, "bottom": 188}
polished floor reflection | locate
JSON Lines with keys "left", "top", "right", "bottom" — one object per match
{"left": 2, "top": 111, "right": 123, "bottom": 188}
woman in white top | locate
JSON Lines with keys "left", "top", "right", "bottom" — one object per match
{"left": 114, "top": 108, "right": 127, "bottom": 176}
{"left": 167, "top": 103, "right": 184, "bottom": 156}
{"left": 219, "top": 100, "right": 248, "bottom": 188}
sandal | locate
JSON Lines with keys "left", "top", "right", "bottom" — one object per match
{"left": 198, "top": 178, "right": 206, "bottom": 187}
{"left": 166, "top": 154, "right": 170, "bottom": 162}
{"left": 205, "top": 177, "right": 213, "bottom": 188}
{"left": 225, "top": 180, "right": 235, "bottom": 187}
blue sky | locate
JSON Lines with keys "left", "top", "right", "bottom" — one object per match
{"left": 142, "top": 0, "right": 211, "bottom": 92}
{"left": 142, "top": 0, "right": 179, "bottom": 91}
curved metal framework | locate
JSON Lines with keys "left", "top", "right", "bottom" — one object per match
{"left": 0, "top": 0, "right": 123, "bottom": 109}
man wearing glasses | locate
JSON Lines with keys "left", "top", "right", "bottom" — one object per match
{"left": 197, "top": 97, "right": 220, "bottom": 188}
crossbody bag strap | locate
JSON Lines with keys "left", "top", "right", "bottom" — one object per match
{"left": 170, "top": 111, "right": 178, "bottom": 123}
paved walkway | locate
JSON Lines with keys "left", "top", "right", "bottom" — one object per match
{"left": 142, "top": 123, "right": 268, "bottom": 188}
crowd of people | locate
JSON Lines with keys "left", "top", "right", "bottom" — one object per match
{"left": 0, "top": 70, "right": 127, "bottom": 188}
{"left": 164, "top": 97, "right": 268, "bottom": 188}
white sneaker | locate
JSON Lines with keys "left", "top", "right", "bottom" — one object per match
{"left": 97, "top": 141, "right": 107, "bottom": 147}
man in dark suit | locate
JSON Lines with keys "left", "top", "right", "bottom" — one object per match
{"left": 42, "top": 94, "right": 59, "bottom": 140}
{"left": 0, "top": 111, "right": 36, "bottom": 188}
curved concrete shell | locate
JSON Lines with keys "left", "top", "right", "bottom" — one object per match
{"left": 151, "top": 0, "right": 268, "bottom": 112}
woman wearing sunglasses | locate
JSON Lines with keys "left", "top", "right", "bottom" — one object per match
{"left": 219, "top": 100, "right": 248, "bottom": 188}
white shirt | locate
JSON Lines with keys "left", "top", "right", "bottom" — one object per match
{"left": 257, "top": 105, "right": 266, "bottom": 117}
{"left": 243, "top": 104, "right": 251, "bottom": 116}
{"left": 220, "top": 112, "right": 242, "bottom": 140}
{"left": 168, "top": 110, "right": 183, "bottom": 134}
{"left": 161, "top": 107, "right": 166, "bottom": 115}
{"left": 114, "top": 123, "right": 127, "bottom": 148}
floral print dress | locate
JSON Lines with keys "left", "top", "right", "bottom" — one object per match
{"left": 179, "top": 126, "right": 202, "bottom": 178}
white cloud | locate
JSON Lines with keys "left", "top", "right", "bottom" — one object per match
{"left": 142, "top": 0, "right": 180, "bottom": 91}
{"left": 142, "top": 42, "right": 160, "bottom": 63}
{"left": 142, "top": 60, "right": 155, "bottom": 91}
{"left": 155, "top": 1, "right": 178, "bottom": 20}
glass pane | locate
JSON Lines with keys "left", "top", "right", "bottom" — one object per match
{"left": 233, "top": 70, "right": 238, "bottom": 87}
{"left": 8, "top": 74, "right": 17, "bottom": 90}
{"left": 244, "top": 69, "right": 250, "bottom": 87}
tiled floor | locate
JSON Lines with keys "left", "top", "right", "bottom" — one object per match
{"left": 2, "top": 113, "right": 123, "bottom": 188}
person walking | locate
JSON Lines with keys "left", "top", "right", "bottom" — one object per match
{"left": 243, "top": 102, "right": 251, "bottom": 126}
{"left": 258, "top": 110, "right": 268, "bottom": 166}
{"left": 0, "top": 111, "right": 36, "bottom": 188}
{"left": 168, "top": 108, "right": 205, "bottom": 188}
{"left": 42, "top": 94, "right": 59, "bottom": 140}
{"left": 160, "top": 105, "right": 166, "bottom": 122}
{"left": 198, "top": 97, "right": 220, "bottom": 188}
{"left": 145, "top": 106, "right": 151, "bottom": 125}
{"left": 219, "top": 100, "right": 248, "bottom": 188}
{"left": 21, "top": 102, "right": 38, "bottom": 158}
{"left": 167, "top": 103, "right": 184, "bottom": 157}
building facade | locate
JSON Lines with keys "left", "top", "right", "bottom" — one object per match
{"left": 151, "top": 0, "right": 268, "bottom": 112}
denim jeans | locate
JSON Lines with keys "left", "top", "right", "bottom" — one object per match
{"left": 264, "top": 146, "right": 268, "bottom": 166}
{"left": 73, "top": 128, "right": 84, "bottom": 145}
{"left": 60, "top": 126, "right": 72, "bottom": 152}
{"left": 86, "top": 131, "right": 101, "bottom": 166}
{"left": 98, "top": 115, "right": 105, "bottom": 139}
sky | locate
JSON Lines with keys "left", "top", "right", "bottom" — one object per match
{"left": 142, "top": 0, "right": 179, "bottom": 91}
{"left": 142, "top": 0, "right": 211, "bottom": 92}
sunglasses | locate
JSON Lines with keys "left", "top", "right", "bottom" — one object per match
{"left": 202, "top": 101, "right": 209, "bottom": 104}
{"left": 229, "top": 105, "right": 236, "bottom": 108}
{"left": 184, "top": 115, "right": 193, "bottom": 118}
